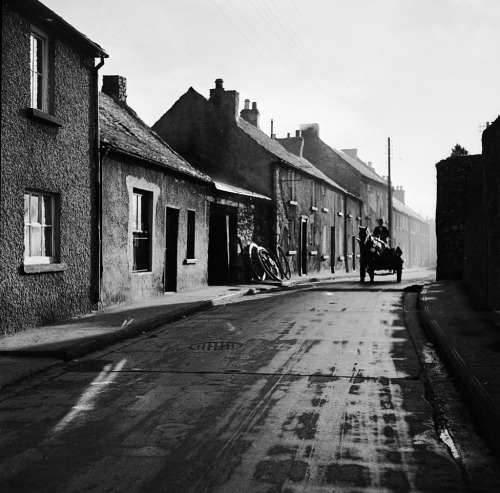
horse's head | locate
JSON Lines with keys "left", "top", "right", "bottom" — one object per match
{"left": 358, "top": 226, "right": 369, "bottom": 244}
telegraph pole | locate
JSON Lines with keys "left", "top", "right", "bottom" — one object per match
{"left": 387, "top": 137, "right": 393, "bottom": 246}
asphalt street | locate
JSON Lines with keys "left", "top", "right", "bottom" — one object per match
{"left": 1, "top": 278, "right": 499, "bottom": 492}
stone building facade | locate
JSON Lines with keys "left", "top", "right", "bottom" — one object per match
{"left": 99, "top": 76, "right": 212, "bottom": 303}
{"left": 278, "top": 124, "right": 432, "bottom": 269}
{"left": 153, "top": 79, "right": 360, "bottom": 277}
{"left": 1, "top": 0, "right": 107, "bottom": 334}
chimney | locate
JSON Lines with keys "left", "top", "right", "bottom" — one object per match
{"left": 299, "top": 123, "right": 320, "bottom": 137}
{"left": 393, "top": 185, "right": 405, "bottom": 204}
{"left": 342, "top": 149, "right": 358, "bottom": 159}
{"left": 102, "top": 75, "right": 127, "bottom": 103}
{"left": 368, "top": 161, "right": 373, "bottom": 168}
{"left": 240, "top": 100, "right": 260, "bottom": 128}
{"left": 295, "top": 130, "right": 301, "bottom": 137}
{"left": 209, "top": 78, "right": 240, "bottom": 121}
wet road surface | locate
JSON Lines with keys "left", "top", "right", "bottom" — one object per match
{"left": 1, "top": 279, "right": 499, "bottom": 492}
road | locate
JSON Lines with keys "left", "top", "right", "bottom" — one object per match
{"left": 1, "top": 274, "right": 499, "bottom": 492}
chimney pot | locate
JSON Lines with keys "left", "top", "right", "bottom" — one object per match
{"left": 215, "top": 78, "right": 224, "bottom": 89}
{"left": 295, "top": 130, "right": 301, "bottom": 137}
{"left": 287, "top": 133, "right": 290, "bottom": 138}
{"left": 244, "top": 99, "right": 250, "bottom": 109}
{"left": 252, "top": 102, "right": 257, "bottom": 110}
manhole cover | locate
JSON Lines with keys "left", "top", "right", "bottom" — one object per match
{"left": 188, "top": 341, "right": 245, "bottom": 351}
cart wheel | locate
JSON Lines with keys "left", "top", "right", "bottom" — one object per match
{"left": 275, "top": 245, "right": 291, "bottom": 280}
{"left": 246, "top": 243, "right": 266, "bottom": 281}
{"left": 257, "top": 247, "right": 281, "bottom": 281}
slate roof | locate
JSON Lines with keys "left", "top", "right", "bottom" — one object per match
{"left": 393, "top": 197, "right": 427, "bottom": 222}
{"left": 236, "top": 118, "right": 353, "bottom": 197}
{"left": 99, "top": 92, "right": 211, "bottom": 182}
{"left": 16, "top": 0, "right": 107, "bottom": 58}
{"left": 334, "top": 149, "right": 387, "bottom": 186}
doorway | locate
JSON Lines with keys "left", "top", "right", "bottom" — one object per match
{"left": 352, "top": 235, "right": 357, "bottom": 271}
{"left": 165, "top": 207, "right": 179, "bottom": 292}
{"left": 330, "top": 226, "right": 336, "bottom": 273}
{"left": 208, "top": 204, "right": 237, "bottom": 284}
{"left": 299, "top": 217, "right": 308, "bottom": 276}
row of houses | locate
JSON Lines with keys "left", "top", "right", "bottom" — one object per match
{"left": 1, "top": 0, "right": 433, "bottom": 335}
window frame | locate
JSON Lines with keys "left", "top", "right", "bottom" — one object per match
{"left": 24, "top": 190, "right": 59, "bottom": 265}
{"left": 186, "top": 209, "right": 196, "bottom": 261}
{"left": 30, "top": 26, "right": 49, "bottom": 113}
{"left": 132, "top": 189, "right": 152, "bottom": 272}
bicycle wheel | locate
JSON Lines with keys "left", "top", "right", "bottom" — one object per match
{"left": 275, "top": 245, "right": 291, "bottom": 280}
{"left": 257, "top": 246, "right": 281, "bottom": 281}
{"left": 246, "top": 243, "right": 266, "bottom": 281}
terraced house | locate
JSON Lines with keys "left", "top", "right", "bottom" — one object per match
{"left": 1, "top": 0, "right": 107, "bottom": 334}
{"left": 153, "top": 79, "right": 362, "bottom": 278}
{"left": 278, "top": 124, "right": 432, "bottom": 269}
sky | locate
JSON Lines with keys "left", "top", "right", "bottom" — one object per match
{"left": 42, "top": 0, "right": 499, "bottom": 219}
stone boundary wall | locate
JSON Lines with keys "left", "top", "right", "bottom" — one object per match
{"left": 464, "top": 117, "right": 500, "bottom": 309}
{"left": 435, "top": 155, "right": 481, "bottom": 280}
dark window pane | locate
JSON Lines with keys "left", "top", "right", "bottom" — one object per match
{"left": 41, "top": 195, "right": 52, "bottom": 225}
{"left": 42, "top": 226, "right": 52, "bottom": 256}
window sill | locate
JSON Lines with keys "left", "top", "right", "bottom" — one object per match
{"left": 23, "top": 262, "right": 67, "bottom": 274}
{"left": 184, "top": 258, "right": 197, "bottom": 265}
{"left": 27, "top": 108, "right": 64, "bottom": 127}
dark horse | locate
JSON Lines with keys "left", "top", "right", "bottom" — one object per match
{"left": 357, "top": 226, "right": 403, "bottom": 282}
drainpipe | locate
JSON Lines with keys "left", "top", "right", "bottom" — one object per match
{"left": 94, "top": 55, "right": 105, "bottom": 305}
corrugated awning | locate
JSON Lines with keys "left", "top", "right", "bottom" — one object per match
{"left": 213, "top": 181, "right": 271, "bottom": 200}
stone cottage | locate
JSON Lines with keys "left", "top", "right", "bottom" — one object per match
{"left": 1, "top": 0, "right": 107, "bottom": 334}
{"left": 99, "top": 76, "right": 213, "bottom": 302}
{"left": 153, "top": 79, "right": 360, "bottom": 276}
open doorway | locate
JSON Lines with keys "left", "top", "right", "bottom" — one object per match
{"left": 208, "top": 204, "right": 238, "bottom": 284}
{"left": 299, "top": 217, "right": 308, "bottom": 276}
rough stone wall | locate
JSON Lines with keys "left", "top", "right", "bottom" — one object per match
{"left": 273, "top": 167, "right": 353, "bottom": 275}
{"left": 435, "top": 155, "right": 481, "bottom": 280}
{"left": 464, "top": 118, "right": 500, "bottom": 309}
{"left": 101, "top": 152, "right": 210, "bottom": 304}
{"left": 1, "top": 7, "right": 98, "bottom": 334}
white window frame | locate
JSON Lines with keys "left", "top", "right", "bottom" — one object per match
{"left": 30, "top": 26, "right": 49, "bottom": 112}
{"left": 24, "top": 190, "right": 58, "bottom": 265}
{"left": 132, "top": 189, "right": 152, "bottom": 272}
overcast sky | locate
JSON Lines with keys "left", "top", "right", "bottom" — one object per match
{"left": 43, "top": 0, "right": 499, "bottom": 218}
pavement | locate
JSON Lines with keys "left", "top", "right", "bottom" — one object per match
{"left": 1, "top": 269, "right": 499, "bottom": 457}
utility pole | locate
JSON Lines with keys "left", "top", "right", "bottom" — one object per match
{"left": 271, "top": 119, "right": 274, "bottom": 139}
{"left": 388, "top": 137, "right": 393, "bottom": 246}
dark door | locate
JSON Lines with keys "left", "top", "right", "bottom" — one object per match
{"left": 352, "top": 235, "right": 357, "bottom": 271}
{"left": 300, "top": 218, "right": 308, "bottom": 276}
{"left": 208, "top": 204, "right": 238, "bottom": 285}
{"left": 165, "top": 207, "right": 179, "bottom": 292}
{"left": 330, "top": 226, "right": 336, "bottom": 273}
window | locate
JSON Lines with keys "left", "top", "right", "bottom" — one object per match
{"left": 288, "top": 170, "right": 296, "bottom": 201}
{"left": 30, "top": 27, "right": 49, "bottom": 112}
{"left": 24, "top": 191, "right": 58, "bottom": 264}
{"left": 132, "top": 189, "right": 152, "bottom": 272}
{"left": 186, "top": 210, "right": 196, "bottom": 260}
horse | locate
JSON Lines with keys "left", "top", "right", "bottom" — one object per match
{"left": 357, "top": 226, "right": 403, "bottom": 282}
